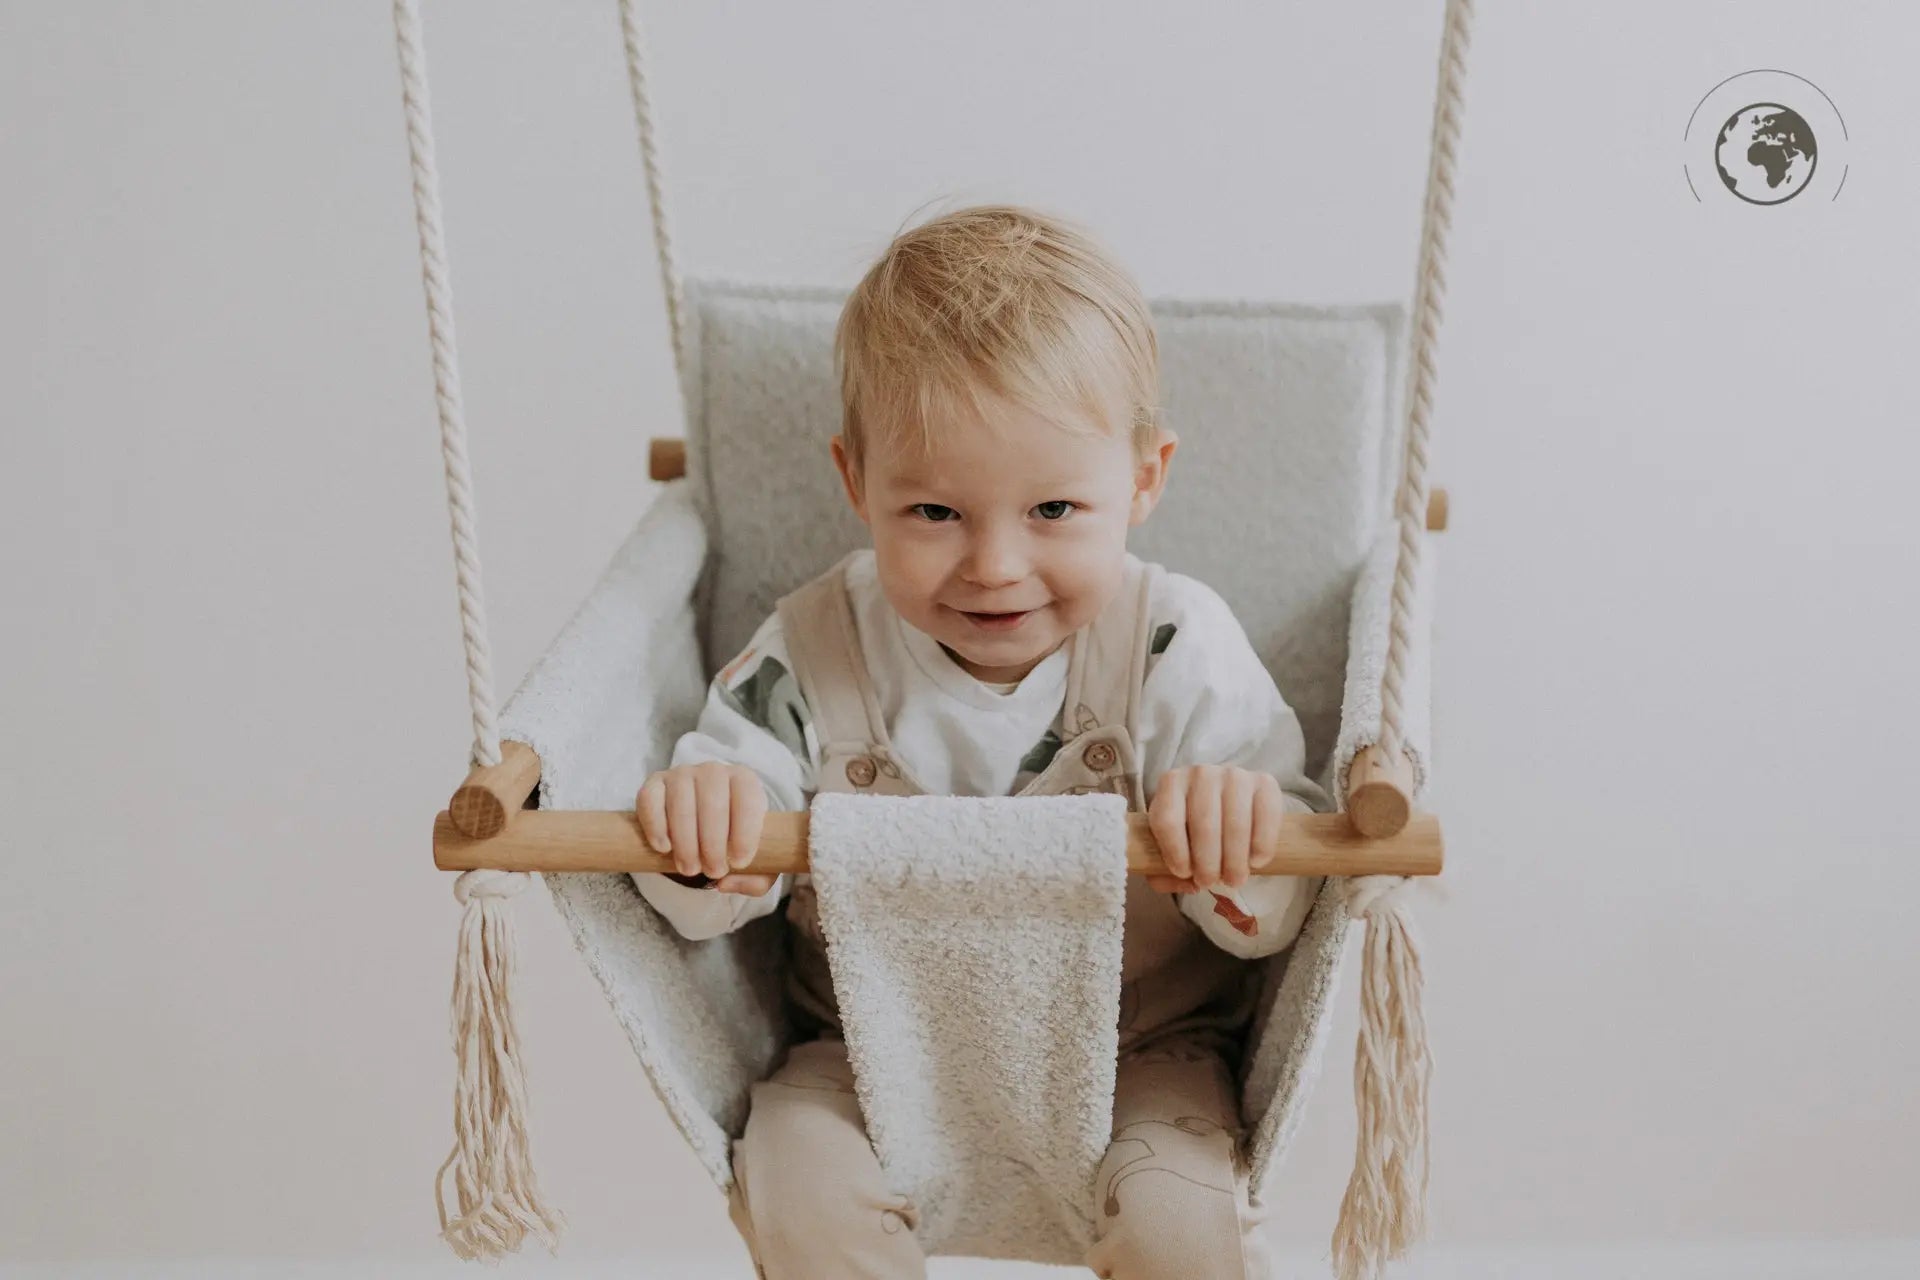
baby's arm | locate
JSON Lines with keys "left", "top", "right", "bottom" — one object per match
{"left": 633, "top": 614, "right": 816, "bottom": 941}
{"left": 1135, "top": 577, "right": 1332, "bottom": 960}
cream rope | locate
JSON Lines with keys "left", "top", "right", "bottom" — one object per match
{"left": 1378, "top": 0, "right": 1471, "bottom": 766}
{"left": 392, "top": 0, "right": 502, "bottom": 772}
{"left": 1335, "top": 2, "right": 1473, "bottom": 1278}
{"left": 391, "top": 0, "right": 559, "bottom": 1258}
{"left": 617, "top": 0, "right": 691, "bottom": 397}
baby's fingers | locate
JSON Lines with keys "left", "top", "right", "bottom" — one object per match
{"left": 638, "top": 772, "right": 671, "bottom": 858}
{"left": 1220, "top": 769, "right": 1254, "bottom": 888}
{"left": 1184, "top": 766, "right": 1224, "bottom": 889}
{"left": 727, "top": 766, "right": 766, "bottom": 871}
{"left": 693, "top": 763, "right": 733, "bottom": 879}
{"left": 1148, "top": 769, "right": 1193, "bottom": 882}
{"left": 712, "top": 872, "right": 778, "bottom": 897}
{"left": 664, "top": 770, "right": 703, "bottom": 877}
{"left": 1249, "top": 776, "right": 1285, "bottom": 871}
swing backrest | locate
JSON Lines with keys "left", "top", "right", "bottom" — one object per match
{"left": 679, "top": 280, "right": 1406, "bottom": 778}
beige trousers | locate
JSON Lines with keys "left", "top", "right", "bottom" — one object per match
{"left": 726, "top": 1036, "right": 1275, "bottom": 1279}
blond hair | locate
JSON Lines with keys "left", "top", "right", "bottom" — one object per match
{"left": 834, "top": 204, "right": 1160, "bottom": 476}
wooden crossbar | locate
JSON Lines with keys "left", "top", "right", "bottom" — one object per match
{"left": 434, "top": 808, "right": 1443, "bottom": 878}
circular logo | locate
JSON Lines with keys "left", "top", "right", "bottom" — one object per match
{"left": 1714, "top": 103, "right": 1816, "bottom": 204}
{"left": 1682, "top": 70, "right": 1848, "bottom": 206}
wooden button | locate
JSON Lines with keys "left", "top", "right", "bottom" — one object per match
{"left": 1084, "top": 741, "right": 1117, "bottom": 771}
{"left": 845, "top": 755, "right": 878, "bottom": 787}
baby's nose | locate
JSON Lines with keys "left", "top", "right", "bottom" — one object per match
{"left": 961, "top": 535, "right": 1028, "bottom": 587}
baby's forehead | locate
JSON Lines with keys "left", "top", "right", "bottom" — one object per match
{"left": 873, "top": 399, "right": 1128, "bottom": 463}
{"left": 867, "top": 427, "right": 1130, "bottom": 490}
{"left": 880, "top": 462, "right": 1103, "bottom": 491}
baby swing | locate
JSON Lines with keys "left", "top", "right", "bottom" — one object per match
{"left": 394, "top": 2, "right": 1470, "bottom": 1277}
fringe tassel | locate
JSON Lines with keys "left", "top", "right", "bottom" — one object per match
{"left": 1333, "top": 876, "right": 1432, "bottom": 1280}
{"left": 435, "top": 869, "right": 564, "bottom": 1259}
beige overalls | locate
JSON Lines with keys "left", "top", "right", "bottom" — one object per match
{"left": 725, "top": 552, "right": 1278, "bottom": 1279}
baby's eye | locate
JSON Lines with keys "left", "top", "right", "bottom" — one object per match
{"left": 910, "top": 503, "right": 958, "bottom": 523}
{"left": 1033, "top": 500, "right": 1076, "bottom": 521}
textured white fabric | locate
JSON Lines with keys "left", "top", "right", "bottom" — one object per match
{"left": 499, "top": 485, "right": 789, "bottom": 1194}
{"left": 634, "top": 547, "right": 1330, "bottom": 956}
{"left": 806, "top": 791, "right": 1130, "bottom": 1262}
{"left": 490, "top": 284, "right": 1436, "bottom": 1262}
{"left": 1238, "top": 525, "right": 1438, "bottom": 1192}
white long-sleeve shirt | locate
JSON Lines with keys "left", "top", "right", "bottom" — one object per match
{"left": 636, "top": 550, "right": 1331, "bottom": 958}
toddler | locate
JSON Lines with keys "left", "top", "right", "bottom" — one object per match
{"left": 634, "top": 205, "right": 1328, "bottom": 1280}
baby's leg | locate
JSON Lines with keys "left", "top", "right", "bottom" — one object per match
{"left": 726, "top": 1036, "right": 927, "bottom": 1280}
{"left": 1083, "top": 1036, "right": 1275, "bottom": 1280}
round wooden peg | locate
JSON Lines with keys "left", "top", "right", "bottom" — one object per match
{"left": 448, "top": 741, "right": 542, "bottom": 840}
{"left": 1345, "top": 743, "right": 1414, "bottom": 838}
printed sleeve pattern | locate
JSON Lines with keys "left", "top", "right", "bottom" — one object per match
{"left": 631, "top": 612, "right": 818, "bottom": 940}
{"left": 1134, "top": 574, "right": 1334, "bottom": 960}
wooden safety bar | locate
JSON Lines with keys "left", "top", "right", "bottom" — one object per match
{"left": 434, "top": 807, "right": 1442, "bottom": 877}
{"left": 445, "top": 723, "right": 1437, "bottom": 877}
{"left": 646, "top": 438, "right": 1451, "bottom": 531}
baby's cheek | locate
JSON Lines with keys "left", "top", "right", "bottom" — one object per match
{"left": 1059, "top": 567, "right": 1127, "bottom": 630}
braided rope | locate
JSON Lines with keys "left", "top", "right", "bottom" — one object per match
{"left": 1335, "top": 5, "right": 1473, "bottom": 1276}
{"left": 618, "top": 0, "right": 691, "bottom": 397}
{"left": 1378, "top": 0, "right": 1472, "bottom": 762}
{"left": 393, "top": 0, "right": 501, "bottom": 770}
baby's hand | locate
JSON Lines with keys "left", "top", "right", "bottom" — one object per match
{"left": 636, "top": 762, "right": 776, "bottom": 895}
{"left": 1144, "top": 765, "right": 1285, "bottom": 895}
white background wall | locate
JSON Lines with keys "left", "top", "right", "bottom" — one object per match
{"left": 4, "top": 1, "right": 1916, "bottom": 1276}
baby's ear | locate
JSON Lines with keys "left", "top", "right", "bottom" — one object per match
{"left": 1129, "top": 428, "right": 1178, "bottom": 526}
{"left": 830, "top": 435, "right": 870, "bottom": 524}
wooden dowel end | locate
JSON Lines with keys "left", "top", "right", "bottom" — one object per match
{"left": 434, "top": 808, "right": 1443, "bottom": 879}
{"left": 1426, "top": 486, "right": 1449, "bottom": 531}
{"left": 448, "top": 741, "right": 543, "bottom": 840}
{"left": 1345, "top": 744, "right": 1414, "bottom": 838}
{"left": 650, "top": 437, "right": 686, "bottom": 482}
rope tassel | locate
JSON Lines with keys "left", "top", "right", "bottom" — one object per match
{"left": 436, "top": 870, "right": 564, "bottom": 1259}
{"left": 1332, "top": 876, "right": 1432, "bottom": 1280}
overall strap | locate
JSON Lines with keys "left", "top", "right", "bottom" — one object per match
{"left": 1060, "top": 555, "right": 1159, "bottom": 744}
{"left": 776, "top": 553, "right": 923, "bottom": 796}
{"left": 775, "top": 552, "right": 892, "bottom": 756}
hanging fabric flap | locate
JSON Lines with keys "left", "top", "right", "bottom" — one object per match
{"left": 806, "top": 791, "right": 1131, "bottom": 1264}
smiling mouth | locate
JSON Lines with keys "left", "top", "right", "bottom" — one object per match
{"left": 955, "top": 606, "right": 1036, "bottom": 631}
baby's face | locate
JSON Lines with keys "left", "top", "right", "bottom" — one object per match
{"left": 833, "top": 396, "right": 1174, "bottom": 685}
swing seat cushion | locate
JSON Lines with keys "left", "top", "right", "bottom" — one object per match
{"left": 497, "top": 280, "right": 1434, "bottom": 1263}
